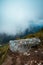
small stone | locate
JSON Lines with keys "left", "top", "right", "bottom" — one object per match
{"left": 27, "top": 53, "right": 30, "bottom": 56}
{"left": 35, "top": 61, "right": 37, "bottom": 63}
{"left": 25, "top": 64, "right": 28, "bottom": 65}
{"left": 38, "top": 62, "right": 41, "bottom": 65}
{"left": 34, "top": 50, "right": 38, "bottom": 53}
{"left": 23, "top": 52, "right": 27, "bottom": 55}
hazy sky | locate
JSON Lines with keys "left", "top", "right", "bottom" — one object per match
{"left": 0, "top": 0, "right": 43, "bottom": 35}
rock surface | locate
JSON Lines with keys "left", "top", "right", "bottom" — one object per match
{"left": 9, "top": 38, "right": 40, "bottom": 52}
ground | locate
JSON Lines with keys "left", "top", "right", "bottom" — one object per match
{"left": 1, "top": 45, "right": 43, "bottom": 65}
{"left": 0, "top": 29, "right": 43, "bottom": 65}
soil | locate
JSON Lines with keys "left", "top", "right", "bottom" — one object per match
{"left": 2, "top": 48, "right": 43, "bottom": 65}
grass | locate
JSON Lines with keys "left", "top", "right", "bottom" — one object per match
{"left": 22, "top": 29, "right": 43, "bottom": 39}
{"left": 0, "top": 44, "right": 9, "bottom": 65}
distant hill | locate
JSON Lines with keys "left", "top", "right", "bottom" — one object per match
{"left": 0, "top": 27, "right": 43, "bottom": 44}
{"left": 22, "top": 28, "right": 43, "bottom": 39}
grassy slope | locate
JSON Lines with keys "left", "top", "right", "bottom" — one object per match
{"left": 22, "top": 29, "right": 43, "bottom": 39}
{"left": 0, "top": 44, "right": 9, "bottom": 65}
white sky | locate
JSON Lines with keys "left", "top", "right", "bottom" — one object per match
{"left": 0, "top": 0, "right": 43, "bottom": 35}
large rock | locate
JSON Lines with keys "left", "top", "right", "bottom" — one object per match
{"left": 9, "top": 38, "right": 41, "bottom": 52}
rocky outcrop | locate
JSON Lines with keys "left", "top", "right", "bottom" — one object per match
{"left": 9, "top": 38, "right": 41, "bottom": 52}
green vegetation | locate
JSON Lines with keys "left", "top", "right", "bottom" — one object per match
{"left": 22, "top": 29, "right": 43, "bottom": 39}
{"left": 0, "top": 44, "right": 9, "bottom": 65}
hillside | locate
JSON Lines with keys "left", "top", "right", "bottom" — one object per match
{"left": 0, "top": 29, "right": 43, "bottom": 65}
{"left": 21, "top": 29, "right": 43, "bottom": 39}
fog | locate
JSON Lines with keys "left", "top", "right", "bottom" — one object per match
{"left": 0, "top": 0, "right": 43, "bottom": 35}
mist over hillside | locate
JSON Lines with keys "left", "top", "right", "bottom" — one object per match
{"left": 0, "top": 26, "right": 43, "bottom": 44}
{"left": 0, "top": 0, "right": 43, "bottom": 35}
{"left": 0, "top": 20, "right": 43, "bottom": 35}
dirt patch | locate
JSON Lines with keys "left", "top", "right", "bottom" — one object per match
{"left": 2, "top": 48, "right": 43, "bottom": 65}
